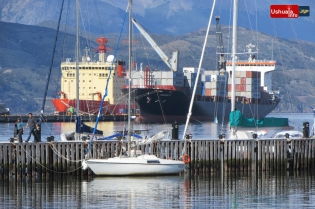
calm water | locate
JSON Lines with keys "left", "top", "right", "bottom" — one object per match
{"left": 1, "top": 113, "right": 315, "bottom": 208}
{"left": 1, "top": 172, "right": 315, "bottom": 208}
{"left": 0, "top": 113, "right": 313, "bottom": 142}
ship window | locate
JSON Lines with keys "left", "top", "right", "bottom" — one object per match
{"left": 89, "top": 80, "right": 91, "bottom": 82}
{"left": 94, "top": 87, "right": 96, "bottom": 89}
{"left": 89, "top": 67, "right": 91, "bottom": 69}
{"left": 65, "top": 80, "right": 67, "bottom": 82}
{"left": 83, "top": 80, "right": 85, "bottom": 82}
{"left": 102, "top": 67, "right": 105, "bottom": 70}
{"left": 105, "top": 73, "right": 108, "bottom": 77}
{"left": 89, "top": 87, "right": 91, "bottom": 89}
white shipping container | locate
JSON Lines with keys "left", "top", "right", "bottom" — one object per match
{"left": 161, "top": 79, "right": 168, "bottom": 85}
{"left": 241, "top": 71, "right": 246, "bottom": 77}
{"left": 205, "top": 82, "right": 211, "bottom": 88}
{"left": 132, "top": 79, "right": 139, "bottom": 86}
{"left": 153, "top": 71, "right": 162, "bottom": 78}
{"left": 235, "top": 71, "right": 242, "bottom": 78}
{"left": 161, "top": 71, "right": 173, "bottom": 79}
{"left": 167, "top": 71, "right": 173, "bottom": 79}
{"left": 235, "top": 77, "right": 241, "bottom": 85}
{"left": 210, "top": 82, "right": 220, "bottom": 89}
{"left": 155, "top": 79, "right": 161, "bottom": 85}
{"left": 132, "top": 72, "right": 140, "bottom": 79}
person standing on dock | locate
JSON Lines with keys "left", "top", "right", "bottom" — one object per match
{"left": 25, "top": 113, "right": 36, "bottom": 142}
{"left": 16, "top": 118, "right": 24, "bottom": 143}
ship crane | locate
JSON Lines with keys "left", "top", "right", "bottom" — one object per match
{"left": 215, "top": 16, "right": 226, "bottom": 73}
{"left": 132, "top": 18, "right": 178, "bottom": 72}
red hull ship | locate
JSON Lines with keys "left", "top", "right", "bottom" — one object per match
{"left": 52, "top": 37, "right": 131, "bottom": 116}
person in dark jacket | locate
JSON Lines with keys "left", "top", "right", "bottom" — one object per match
{"left": 25, "top": 113, "right": 37, "bottom": 142}
{"left": 34, "top": 124, "right": 41, "bottom": 142}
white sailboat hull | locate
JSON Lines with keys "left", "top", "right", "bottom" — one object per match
{"left": 86, "top": 155, "right": 186, "bottom": 175}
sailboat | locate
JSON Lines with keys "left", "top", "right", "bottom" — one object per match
{"left": 83, "top": 0, "right": 186, "bottom": 176}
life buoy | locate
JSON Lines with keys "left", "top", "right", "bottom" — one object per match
{"left": 182, "top": 154, "right": 191, "bottom": 164}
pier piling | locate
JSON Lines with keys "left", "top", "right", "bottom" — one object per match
{"left": 0, "top": 138, "right": 315, "bottom": 177}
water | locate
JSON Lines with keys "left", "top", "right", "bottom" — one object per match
{"left": 0, "top": 113, "right": 313, "bottom": 142}
{"left": 1, "top": 172, "right": 315, "bottom": 208}
{"left": 1, "top": 113, "right": 315, "bottom": 207}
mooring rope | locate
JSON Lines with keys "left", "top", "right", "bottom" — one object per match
{"left": 14, "top": 143, "right": 82, "bottom": 174}
{"left": 48, "top": 142, "right": 84, "bottom": 163}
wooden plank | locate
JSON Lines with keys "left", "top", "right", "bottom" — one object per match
{"left": 236, "top": 140, "right": 240, "bottom": 171}
{"left": 258, "top": 140, "right": 266, "bottom": 171}
{"left": 251, "top": 140, "right": 255, "bottom": 172}
{"left": 224, "top": 140, "right": 228, "bottom": 172}
{"left": 265, "top": 140, "right": 270, "bottom": 171}
{"left": 205, "top": 141, "right": 209, "bottom": 172}
{"left": 76, "top": 142, "right": 80, "bottom": 176}
{"left": 239, "top": 140, "right": 244, "bottom": 172}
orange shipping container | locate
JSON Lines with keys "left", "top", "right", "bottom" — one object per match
{"left": 205, "top": 89, "right": 211, "bottom": 96}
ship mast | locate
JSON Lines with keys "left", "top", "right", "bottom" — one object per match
{"left": 182, "top": 0, "right": 217, "bottom": 140}
{"left": 127, "top": 0, "right": 132, "bottom": 154}
{"left": 230, "top": 0, "right": 238, "bottom": 138}
{"left": 75, "top": 0, "right": 80, "bottom": 140}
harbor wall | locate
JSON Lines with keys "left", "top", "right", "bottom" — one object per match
{"left": 0, "top": 138, "right": 314, "bottom": 177}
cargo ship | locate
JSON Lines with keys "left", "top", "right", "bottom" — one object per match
{"left": 52, "top": 37, "right": 137, "bottom": 116}
{"left": 121, "top": 18, "right": 280, "bottom": 123}
{"left": 122, "top": 45, "right": 280, "bottom": 123}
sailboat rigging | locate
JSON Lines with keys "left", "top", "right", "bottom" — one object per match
{"left": 83, "top": 0, "right": 186, "bottom": 175}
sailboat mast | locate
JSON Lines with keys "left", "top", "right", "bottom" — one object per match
{"left": 231, "top": 0, "right": 238, "bottom": 112}
{"left": 75, "top": 0, "right": 80, "bottom": 139}
{"left": 127, "top": 0, "right": 132, "bottom": 149}
{"left": 182, "top": 0, "right": 217, "bottom": 140}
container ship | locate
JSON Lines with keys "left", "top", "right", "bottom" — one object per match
{"left": 52, "top": 37, "right": 137, "bottom": 116}
{"left": 122, "top": 45, "right": 280, "bottom": 123}
{"left": 121, "top": 17, "right": 280, "bottom": 123}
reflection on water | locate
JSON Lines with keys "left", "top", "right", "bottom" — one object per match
{"left": 1, "top": 172, "right": 315, "bottom": 208}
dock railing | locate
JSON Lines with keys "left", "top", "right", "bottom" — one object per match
{"left": 0, "top": 138, "right": 314, "bottom": 177}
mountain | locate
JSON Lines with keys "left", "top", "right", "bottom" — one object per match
{"left": 0, "top": 0, "right": 314, "bottom": 43}
{"left": 0, "top": 20, "right": 315, "bottom": 115}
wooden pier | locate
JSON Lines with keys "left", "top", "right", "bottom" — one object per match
{"left": 0, "top": 114, "right": 131, "bottom": 123}
{"left": 0, "top": 138, "right": 314, "bottom": 177}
